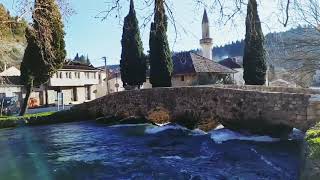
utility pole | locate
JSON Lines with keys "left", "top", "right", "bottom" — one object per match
{"left": 102, "top": 57, "right": 110, "bottom": 95}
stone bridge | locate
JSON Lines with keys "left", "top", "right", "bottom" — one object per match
{"left": 73, "top": 85, "right": 320, "bottom": 136}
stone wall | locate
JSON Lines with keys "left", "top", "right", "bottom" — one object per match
{"left": 73, "top": 86, "right": 320, "bottom": 135}
{"left": 172, "top": 74, "right": 196, "bottom": 87}
{"left": 212, "top": 84, "right": 320, "bottom": 94}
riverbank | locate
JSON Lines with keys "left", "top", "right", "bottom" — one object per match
{"left": 301, "top": 123, "right": 320, "bottom": 179}
{"left": 0, "top": 108, "right": 96, "bottom": 129}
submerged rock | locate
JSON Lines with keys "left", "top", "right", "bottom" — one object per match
{"left": 220, "top": 119, "right": 293, "bottom": 138}
{"left": 96, "top": 115, "right": 120, "bottom": 125}
{"left": 119, "top": 116, "right": 155, "bottom": 125}
{"left": 96, "top": 115, "right": 156, "bottom": 126}
{"left": 147, "top": 107, "right": 171, "bottom": 124}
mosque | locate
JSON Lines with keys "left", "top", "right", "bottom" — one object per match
{"left": 171, "top": 9, "right": 236, "bottom": 86}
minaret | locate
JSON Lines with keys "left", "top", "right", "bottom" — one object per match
{"left": 200, "top": 9, "right": 213, "bottom": 60}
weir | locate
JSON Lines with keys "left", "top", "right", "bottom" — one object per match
{"left": 73, "top": 85, "right": 320, "bottom": 136}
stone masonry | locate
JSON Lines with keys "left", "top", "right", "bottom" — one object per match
{"left": 73, "top": 86, "right": 320, "bottom": 135}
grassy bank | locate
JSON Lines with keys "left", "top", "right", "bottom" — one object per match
{"left": 0, "top": 109, "right": 96, "bottom": 129}
{"left": 301, "top": 123, "right": 320, "bottom": 179}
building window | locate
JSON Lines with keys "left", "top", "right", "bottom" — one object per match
{"left": 56, "top": 73, "right": 59, "bottom": 78}
{"left": 59, "top": 72, "right": 63, "bottom": 78}
{"left": 181, "top": 75, "right": 185, "bottom": 81}
{"left": 85, "top": 72, "right": 89, "bottom": 79}
{"left": 85, "top": 86, "right": 91, "bottom": 100}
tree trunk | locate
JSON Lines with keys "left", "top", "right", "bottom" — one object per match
{"left": 19, "top": 82, "right": 32, "bottom": 116}
{"left": 45, "top": 84, "right": 49, "bottom": 107}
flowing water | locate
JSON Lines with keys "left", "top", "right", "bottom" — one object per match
{"left": 0, "top": 121, "right": 303, "bottom": 180}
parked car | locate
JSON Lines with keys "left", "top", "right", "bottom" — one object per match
{"left": 0, "top": 97, "right": 20, "bottom": 115}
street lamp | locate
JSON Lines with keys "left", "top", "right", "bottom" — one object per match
{"left": 102, "top": 57, "right": 110, "bottom": 95}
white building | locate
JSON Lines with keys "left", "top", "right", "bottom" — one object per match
{"left": 0, "top": 66, "right": 23, "bottom": 98}
{"left": 313, "top": 70, "right": 320, "bottom": 86}
{"left": 0, "top": 66, "right": 21, "bottom": 76}
{"left": 218, "top": 57, "right": 244, "bottom": 85}
{"left": 95, "top": 65, "right": 152, "bottom": 98}
{"left": 46, "top": 61, "right": 101, "bottom": 105}
{"left": 269, "top": 79, "right": 297, "bottom": 87}
{"left": 0, "top": 61, "right": 102, "bottom": 106}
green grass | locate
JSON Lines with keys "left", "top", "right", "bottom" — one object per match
{"left": 0, "top": 112, "right": 55, "bottom": 122}
{"left": 0, "top": 108, "right": 97, "bottom": 129}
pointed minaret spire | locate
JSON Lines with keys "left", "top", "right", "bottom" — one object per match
{"left": 129, "top": 0, "right": 134, "bottom": 13}
{"left": 202, "top": 9, "right": 209, "bottom": 24}
{"left": 200, "top": 9, "right": 213, "bottom": 60}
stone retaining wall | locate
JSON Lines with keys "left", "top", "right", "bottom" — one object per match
{"left": 73, "top": 86, "right": 320, "bottom": 135}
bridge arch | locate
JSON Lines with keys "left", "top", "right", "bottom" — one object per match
{"left": 74, "top": 85, "right": 320, "bottom": 136}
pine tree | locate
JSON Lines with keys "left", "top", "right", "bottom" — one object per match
{"left": 120, "top": 0, "right": 146, "bottom": 87}
{"left": 243, "top": 0, "right": 267, "bottom": 85}
{"left": 149, "top": 0, "right": 173, "bottom": 87}
{"left": 20, "top": 0, "right": 66, "bottom": 115}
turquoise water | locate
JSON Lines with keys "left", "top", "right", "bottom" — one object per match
{"left": 0, "top": 121, "right": 302, "bottom": 179}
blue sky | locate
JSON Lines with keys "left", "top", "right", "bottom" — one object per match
{"left": 2, "top": 0, "right": 293, "bottom": 66}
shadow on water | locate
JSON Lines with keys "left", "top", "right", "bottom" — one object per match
{"left": 0, "top": 121, "right": 303, "bottom": 180}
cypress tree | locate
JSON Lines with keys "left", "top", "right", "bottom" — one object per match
{"left": 243, "top": 0, "right": 267, "bottom": 85}
{"left": 149, "top": 0, "right": 173, "bottom": 87}
{"left": 120, "top": 0, "right": 146, "bottom": 88}
{"left": 86, "top": 54, "right": 91, "bottom": 65}
{"left": 74, "top": 53, "right": 80, "bottom": 61}
{"left": 20, "top": 0, "right": 66, "bottom": 115}
{"left": 79, "top": 55, "right": 86, "bottom": 64}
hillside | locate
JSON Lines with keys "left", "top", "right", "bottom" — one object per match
{"left": 213, "top": 40, "right": 244, "bottom": 60}
{"left": 265, "top": 26, "right": 320, "bottom": 87}
{"left": 0, "top": 4, "right": 27, "bottom": 70}
{"left": 209, "top": 26, "right": 320, "bottom": 87}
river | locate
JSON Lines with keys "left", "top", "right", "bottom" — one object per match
{"left": 0, "top": 121, "right": 303, "bottom": 180}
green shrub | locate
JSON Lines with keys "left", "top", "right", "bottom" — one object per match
{"left": 306, "top": 128, "right": 320, "bottom": 159}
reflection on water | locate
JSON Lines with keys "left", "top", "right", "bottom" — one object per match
{"left": 0, "top": 122, "right": 303, "bottom": 180}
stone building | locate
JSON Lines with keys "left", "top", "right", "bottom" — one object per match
{"left": 172, "top": 52, "right": 236, "bottom": 86}
{"left": 219, "top": 57, "right": 244, "bottom": 85}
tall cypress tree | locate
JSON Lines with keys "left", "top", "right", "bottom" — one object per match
{"left": 243, "top": 0, "right": 267, "bottom": 85}
{"left": 86, "top": 54, "right": 91, "bottom": 65}
{"left": 74, "top": 53, "right": 80, "bottom": 61}
{"left": 120, "top": 0, "right": 146, "bottom": 88}
{"left": 149, "top": 0, "right": 173, "bottom": 87}
{"left": 20, "top": 0, "right": 66, "bottom": 115}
